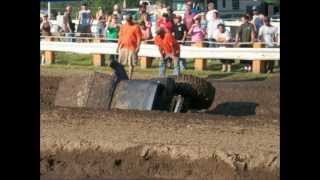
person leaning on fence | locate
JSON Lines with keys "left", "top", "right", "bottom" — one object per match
{"left": 40, "top": 14, "right": 52, "bottom": 36}
{"left": 235, "top": 15, "right": 256, "bottom": 72}
{"left": 117, "top": 15, "right": 142, "bottom": 80}
{"left": 77, "top": 3, "right": 93, "bottom": 40}
{"left": 213, "top": 24, "right": 234, "bottom": 72}
{"left": 206, "top": 10, "right": 224, "bottom": 47}
{"left": 173, "top": 15, "right": 187, "bottom": 71}
{"left": 40, "top": 14, "right": 52, "bottom": 65}
{"left": 95, "top": 7, "right": 106, "bottom": 37}
{"left": 63, "top": 5, "right": 75, "bottom": 42}
{"left": 258, "top": 16, "right": 278, "bottom": 73}
{"left": 154, "top": 28, "right": 181, "bottom": 77}
{"left": 252, "top": 6, "right": 264, "bottom": 38}
{"left": 188, "top": 17, "right": 206, "bottom": 46}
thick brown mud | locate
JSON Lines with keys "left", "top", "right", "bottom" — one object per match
{"left": 40, "top": 75, "right": 279, "bottom": 180}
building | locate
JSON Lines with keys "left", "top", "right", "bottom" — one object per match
{"left": 172, "top": 0, "right": 279, "bottom": 16}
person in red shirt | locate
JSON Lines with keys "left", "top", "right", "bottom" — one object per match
{"left": 154, "top": 28, "right": 181, "bottom": 77}
{"left": 157, "top": 13, "right": 173, "bottom": 33}
{"left": 117, "top": 15, "right": 142, "bottom": 79}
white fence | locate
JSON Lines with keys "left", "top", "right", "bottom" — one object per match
{"left": 40, "top": 41, "right": 280, "bottom": 61}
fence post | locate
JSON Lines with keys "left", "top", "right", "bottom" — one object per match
{"left": 139, "top": 42, "right": 153, "bottom": 68}
{"left": 193, "top": 42, "right": 207, "bottom": 71}
{"left": 92, "top": 38, "right": 105, "bottom": 66}
{"left": 44, "top": 37, "right": 55, "bottom": 65}
{"left": 252, "top": 42, "right": 267, "bottom": 73}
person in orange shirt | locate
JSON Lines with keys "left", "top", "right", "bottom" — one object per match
{"left": 117, "top": 15, "right": 142, "bottom": 79}
{"left": 154, "top": 28, "right": 181, "bottom": 77}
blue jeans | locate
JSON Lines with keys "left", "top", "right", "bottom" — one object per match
{"left": 160, "top": 54, "right": 180, "bottom": 77}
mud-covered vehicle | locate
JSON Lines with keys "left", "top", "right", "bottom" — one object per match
{"left": 54, "top": 61, "right": 215, "bottom": 113}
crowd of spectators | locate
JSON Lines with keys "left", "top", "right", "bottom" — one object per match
{"left": 40, "top": 1, "right": 279, "bottom": 73}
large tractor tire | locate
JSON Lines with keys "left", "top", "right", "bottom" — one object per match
{"left": 171, "top": 75, "right": 215, "bottom": 110}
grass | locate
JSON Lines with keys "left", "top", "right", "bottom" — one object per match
{"left": 41, "top": 52, "right": 280, "bottom": 80}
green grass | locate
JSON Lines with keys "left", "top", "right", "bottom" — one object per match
{"left": 41, "top": 52, "right": 279, "bottom": 80}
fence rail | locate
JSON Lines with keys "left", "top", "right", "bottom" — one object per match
{"left": 40, "top": 40, "right": 280, "bottom": 61}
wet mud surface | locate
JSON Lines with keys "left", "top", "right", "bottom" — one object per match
{"left": 40, "top": 75, "right": 280, "bottom": 180}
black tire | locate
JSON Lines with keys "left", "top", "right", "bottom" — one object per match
{"left": 151, "top": 77, "right": 176, "bottom": 111}
{"left": 171, "top": 75, "right": 215, "bottom": 110}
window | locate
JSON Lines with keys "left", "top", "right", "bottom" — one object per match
{"left": 223, "top": 0, "right": 226, "bottom": 8}
{"left": 232, "top": 0, "right": 240, "bottom": 10}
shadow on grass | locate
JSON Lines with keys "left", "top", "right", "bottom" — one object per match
{"left": 208, "top": 102, "right": 259, "bottom": 116}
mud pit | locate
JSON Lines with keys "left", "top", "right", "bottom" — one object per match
{"left": 40, "top": 75, "right": 280, "bottom": 180}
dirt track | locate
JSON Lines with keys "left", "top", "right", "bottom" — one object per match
{"left": 40, "top": 75, "right": 279, "bottom": 180}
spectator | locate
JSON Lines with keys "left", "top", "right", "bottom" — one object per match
{"left": 95, "top": 7, "right": 106, "bottom": 37}
{"left": 213, "top": 24, "right": 233, "bottom": 72}
{"left": 160, "top": 3, "right": 168, "bottom": 15}
{"left": 40, "top": 14, "right": 52, "bottom": 65}
{"left": 258, "top": 16, "right": 278, "bottom": 73}
{"left": 157, "top": 13, "right": 174, "bottom": 33}
{"left": 139, "top": 21, "right": 152, "bottom": 41}
{"left": 112, "top": 4, "right": 122, "bottom": 24}
{"left": 183, "top": 4, "right": 195, "bottom": 31}
{"left": 77, "top": 3, "right": 93, "bottom": 37}
{"left": 192, "top": 2, "right": 201, "bottom": 14}
{"left": 40, "top": 14, "right": 52, "bottom": 36}
{"left": 188, "top": 18, "right": 206, "bottom": 44}
{"left": 205, "top": 2, "right": 216, "bottom": 25}
{"left": 117, "top": 15, "right": 142, "bottom": 80}
{"left": 193, "top": 11, "right": 207, "bottom": 30}
{"left": 106, "top": 14, "right": 121, "bottom": 62}
{"left": 56, "top": 11, "right": 64, "bottom": 32}
{"left": 134, "top": 4, "right": 149, "bottom": 24}
{"left": 252, "top": 7, "right": 264, "bottom": 37}
{"left": 63, "top": 5, "right": 75, "bottom": 42}
{"left": 207, "top": 9, "right": 224, "bottom": 47}
{"left": 173, "top": 15, "right": 188, "bottom": 71}
{"left": 166, "top": 6, "right": 176, "bottom": 22}
{"left": 154, "top": 28, "right": 181, "bottom": 77}
{"left": 235, "top": 15, "right": 256, "bottom": 72}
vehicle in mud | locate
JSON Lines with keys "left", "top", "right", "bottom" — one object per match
{"left": 54, "top": 61, "right": 215, "bottom": 113}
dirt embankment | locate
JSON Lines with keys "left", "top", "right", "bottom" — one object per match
{"left": 40, "top": 75, "right": 280, "bottom": 180}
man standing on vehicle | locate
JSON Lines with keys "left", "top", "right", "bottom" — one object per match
{"left": 117, "top": 15, "right": 142, "bottom": 80}
{"left": 154, "top": 28, "right": 181, "bottom": 77}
